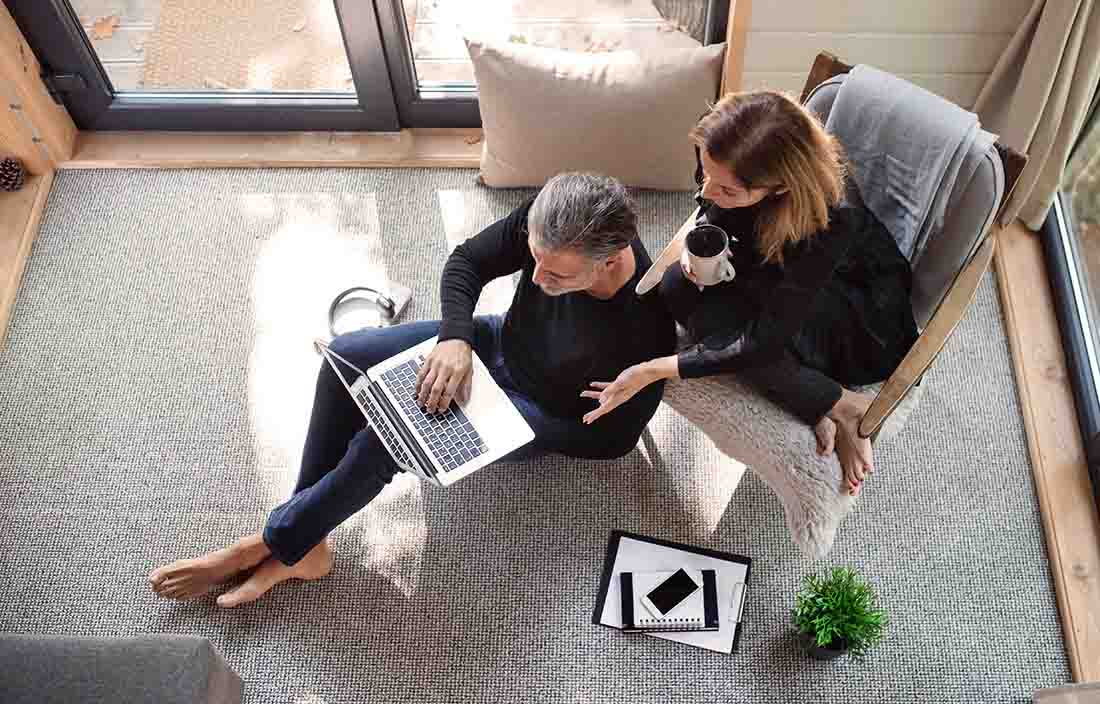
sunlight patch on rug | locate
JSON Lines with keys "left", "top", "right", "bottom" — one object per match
{"left": 247, "top": 192, "right": 392, "bottom": 504}
{"left": 643, "top": 405, "right": 745, "bottom": 536}
{"left": 352, "top": 474, "right": 428, "bottom": 599}
{"left": 438, "top": 189, "right": 515, "bottom": 314}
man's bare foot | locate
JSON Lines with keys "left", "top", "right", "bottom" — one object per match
{"left": 813, "top": 417, "right": 836, "bottom": 456}
{"left": 216, "top": 540, "right": 333, "bottom": 608}
{"left": 149, "top": 534, "right": 271, "bottom": 601}
{"left": 828, "top": 389, "right": 874, "bottom": 496}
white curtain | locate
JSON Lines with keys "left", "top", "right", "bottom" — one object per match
{"left": 974, "top": 0, "right": 1100, "bottom": 229}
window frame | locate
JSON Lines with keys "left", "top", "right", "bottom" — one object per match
{"left": 6, "top": 0, "right": 401, "bottom": 131}
{"left": 1043, "top": 90, "right": 1100, "bottom": 506}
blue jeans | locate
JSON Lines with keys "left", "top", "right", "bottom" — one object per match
{"left": 263, "top": 316, "right": 624, "bottom": 566}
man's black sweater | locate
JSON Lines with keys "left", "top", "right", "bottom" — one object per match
{"left": 438, "top": 199, "right": 675, "bottom": 442}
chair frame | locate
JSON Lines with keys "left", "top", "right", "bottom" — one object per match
{"left": 798, "top": 52, "right": 1028, "bottom": 439}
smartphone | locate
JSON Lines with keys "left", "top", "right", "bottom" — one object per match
{"left": 642, "top": 568, "right": 700, "bottom": 617}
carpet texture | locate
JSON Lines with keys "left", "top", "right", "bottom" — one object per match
{"left": 0, "top": 168, "right": 1070, "bottom": 703}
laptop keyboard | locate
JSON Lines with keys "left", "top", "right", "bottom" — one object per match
{"left": 356, "top": 389, "right": 415, "bottom": 470}
{"left": 382, "top": 357, "right": 489, "bottom": 473}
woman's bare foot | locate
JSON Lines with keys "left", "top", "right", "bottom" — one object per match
{"left": 813, "top": 417, "right": 836, "bottom": 456}
{"left": 835, "top": 429, "right": 868, "bottom": 496}
{"left": 828, "top": 389, "right": 874, "bottom": 496}
{"left": 149, "top": 534, "right": 271, "bottom": 601}
{"left": 216, "top": 541, "right": 333, "bottom": 608}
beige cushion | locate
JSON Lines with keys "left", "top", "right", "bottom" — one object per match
{"left": 466, "top": 37, "right": 725, "bottom": 191}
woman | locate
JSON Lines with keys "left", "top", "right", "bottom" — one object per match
{"left": 582, "top": 90, "right": 918, "bottom": 495}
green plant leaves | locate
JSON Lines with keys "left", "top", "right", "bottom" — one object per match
{"left": 791, "top": 566, "right": 887, "bottom": 659}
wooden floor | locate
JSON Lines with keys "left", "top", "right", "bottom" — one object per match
{"left": 63, "top": 129, "right": 484, "bottom": 169}
{"left": 0, "top": 173, "right": 53, "bottom": 348}
{"left": 994, "top": 221, "right": 1100, "bottom": 682}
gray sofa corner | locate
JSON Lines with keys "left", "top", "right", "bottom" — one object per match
{"left": 0, "top": 634, "right": 242, "bottom": 704}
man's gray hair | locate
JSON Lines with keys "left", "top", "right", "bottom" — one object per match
{"left": 527, "top": 173, "right": 637, "bottom": 260}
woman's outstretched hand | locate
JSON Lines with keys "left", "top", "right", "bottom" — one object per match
{"left": 581, "top": 356, "right": 679, "bottom": 424}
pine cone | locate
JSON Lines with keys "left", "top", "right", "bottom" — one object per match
{"left": 0, "top": 157, "right": 26, "bottom": 192}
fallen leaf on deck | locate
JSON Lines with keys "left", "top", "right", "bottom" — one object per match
{"left": 508, "top": 34, "right": 527, "bottom": 44}
{"left": 464, "top": 135, "right": 483, "bottom": 145}
{"left": 585, "top": 39, "right": 620, "bottom": 53}
{"left": 91, "top": 15, "right": 121, "bottom": 40}
{"left": 293, "top": 18, "right": 308, "bottom": 32}
{"left": 203, "top": 77, "right": 230, "bottom": 90}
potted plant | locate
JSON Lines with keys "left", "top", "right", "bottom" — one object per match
{"left": 792, "top": 566, "right": 887, "bottom": 660}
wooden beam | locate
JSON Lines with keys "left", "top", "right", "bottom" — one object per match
{"left": 0, "top": 172, "right": 53, "bottom": 349}
{"left": 995, "top": 220, "right": 1100, "bottom": 682}
{"left": 719, "top": 0, "right": 752, "bottom": 96}
{"left": 0, "top": 4, "right": 77, "bottom": 174}
{"left": 64, "top": 129, "right": 484, "bottom": 169}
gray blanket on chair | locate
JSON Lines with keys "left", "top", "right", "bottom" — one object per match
{"left": 825, "top": 64, "right": 983, "bottom": 265}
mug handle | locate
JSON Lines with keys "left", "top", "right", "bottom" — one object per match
{"left": 720, "top": 258, "right": 737, "bottom": 282}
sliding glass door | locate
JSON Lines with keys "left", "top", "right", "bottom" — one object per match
{"left": 375, "top": 0, "right": 729, "bottom": 127}
{"left": 4, "top": 0, "right": 729, "bottom": 130}
{"left": 6, "top": 0, "right": 400, "bottom": 130}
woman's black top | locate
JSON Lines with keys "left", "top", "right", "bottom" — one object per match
{"left": 676, "top": 188, "right": 920, "bottom": 388}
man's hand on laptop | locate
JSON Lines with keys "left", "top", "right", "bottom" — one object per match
{"left": 416, "top": 339, "right": 474, "bottom": 413}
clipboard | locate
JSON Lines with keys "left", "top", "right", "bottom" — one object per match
{"left": 592, "top": 530, "right": 752, "bottom": 654}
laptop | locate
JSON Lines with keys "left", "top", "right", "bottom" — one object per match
{"left": 314, "top": 336, "right": 535, "bottom": 487}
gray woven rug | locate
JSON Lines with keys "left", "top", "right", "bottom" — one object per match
{"left": 0, "top": 169, "right": 1070, "bottom": 703}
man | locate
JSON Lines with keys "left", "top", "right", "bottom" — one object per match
{"left": 148, "top": 172, "right": 676, "bottom": 607}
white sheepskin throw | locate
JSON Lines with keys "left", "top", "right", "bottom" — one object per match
{"left": 660, "top": 373, "right": 921, "bottom": 558}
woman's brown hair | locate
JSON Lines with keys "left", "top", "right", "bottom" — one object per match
{"left": 691, "top": 90, "right": 845, "bottom": 264}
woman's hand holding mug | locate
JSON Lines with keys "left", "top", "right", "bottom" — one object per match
{"left": 681, "top": 223, "right": 736, "bottom": 290}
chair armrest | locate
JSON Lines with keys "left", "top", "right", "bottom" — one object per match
{"left": 636, "top": 207, "right": 701, "bottom": 295}
{"left": 859, "top": 235, "right": 996, "bottom": 439}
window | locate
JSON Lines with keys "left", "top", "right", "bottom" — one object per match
{"left": 1044, "top": 89, "right": 1100, "bottom": 497}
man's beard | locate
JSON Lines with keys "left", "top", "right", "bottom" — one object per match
{"left": 537, "top": 282, "right": 588, "bottom": 296}
{"left": 537, "top": 267, "right": 599, "bottom": 297}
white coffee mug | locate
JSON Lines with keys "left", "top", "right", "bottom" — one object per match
{"left": 682, "top": 224, "right": 735, "bottom": 289}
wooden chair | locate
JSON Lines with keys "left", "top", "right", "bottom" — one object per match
{"left": 803, "top": 52, "right": 1027, "bottom": 441}
{"left": 657, "top": 53, "right": 1027, "bottom": 558}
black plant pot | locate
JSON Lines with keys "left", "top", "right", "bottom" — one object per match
{"left": 799, "top": 632, "right": 848, "bottom": 660}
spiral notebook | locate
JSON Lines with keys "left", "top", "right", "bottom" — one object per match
{"left": 593, "top": 530, "right": 751, "bottom": 654}
{"left": 619, "top": 569, "right": 719, "bottom": 632}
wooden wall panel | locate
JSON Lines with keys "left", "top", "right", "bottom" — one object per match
{"left": 0, "top": 4, "right": 78, "bottom": 174}
{"left": 749, "top": 0, "right": 1033, "bottom": 34}
{"left": 740, "top": 0, "right": 1031, "bottom": 109}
